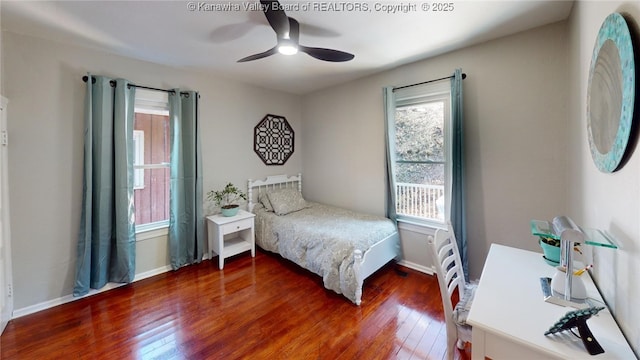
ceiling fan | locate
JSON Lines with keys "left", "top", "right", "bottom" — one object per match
{"left": 238, "top": 0, "right": 355, "bottom": 63}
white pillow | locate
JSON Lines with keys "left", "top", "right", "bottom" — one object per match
{"left": 267, "top": 188, "right": 307, "bottom": 215}
{"left": 258, "top": 192, "right": 274, "bottom": 212}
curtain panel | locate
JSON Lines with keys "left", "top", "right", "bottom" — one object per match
{"left": 450, "top": 68, "right": 468, "bottom": 278}
{"left": 383, "top": 87, "right": 398, "bottom": 222}
{"left": 74, "top": 75, "right": 136, "bottom": 297}
{"left": 168, "top": 90, "right": 205, "bottom": 270}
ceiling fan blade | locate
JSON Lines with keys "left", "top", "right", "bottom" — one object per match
{"left": 299, "top": 46, "right": 355, "bottom": 62}
{"left": 237, "top": 46, "right": 278, "bottom": 62}
{"left": 260, "top": 0, "right": 289, "bottom": 38}
{"left": 288, "top": 17, "right": 300, "bottom": 44}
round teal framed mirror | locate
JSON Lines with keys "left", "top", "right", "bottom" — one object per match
{"left": 587, "top": 13, "right": 636, "bottom": 173}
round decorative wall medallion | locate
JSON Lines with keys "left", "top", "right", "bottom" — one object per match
{"left": 587, "top": 13, "right": 636, "bottom": 173}
{"left": 254, "top": 114, "right": 294, "bottom": 165}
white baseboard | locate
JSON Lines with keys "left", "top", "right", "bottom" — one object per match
{"left": 12, "top": 264, "right": 174, "bottom": 319}
{"left": 134, "top": 265, "right": 173, "bottom": 282}
{"left": 397, "top": 259, "right": 435, "bottom": 275}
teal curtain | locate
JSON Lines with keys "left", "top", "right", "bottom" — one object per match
{"left": 168, "top": 90, "right": 204, "bottom": 269}
{"left": 450, "top": 69, "right": 468, "bottom": 278}
{"left": 383, "top": 87, "right": 397, "bottom": 222}
{"left": 74, "top": 75, "right": 136, "bottom": 297}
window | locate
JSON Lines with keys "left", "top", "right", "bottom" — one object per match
{"left": 133, "top": 89, "right": 170, "bottom": 232}
{"left": 392, "top": 82, "right": 451, "bottom": 225}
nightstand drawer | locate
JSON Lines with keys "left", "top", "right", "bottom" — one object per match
{"left": 221, "top": 218, "right": 253, "bottom": 234}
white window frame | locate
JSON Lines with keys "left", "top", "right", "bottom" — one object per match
{"left": 133, "top": 130, "right": 145, "bottom": 190}
{"left": 393, "top": 81, "right": 452, "bottom": 228}
{"left": 134, "top": 89, "right": 170, "bottom": 235}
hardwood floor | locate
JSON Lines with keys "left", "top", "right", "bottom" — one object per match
{"left": 1, "top": 250, "right": 471, "bottom": 360}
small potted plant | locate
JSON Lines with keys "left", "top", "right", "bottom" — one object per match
{"left": 539, "top": 236, "right": 561, "bottom": 265}
{"left": 539, "top": 236, "right": 581, "bottom": 266}
{"left": 207, "top": 183, "right": 247, "bottom": 217}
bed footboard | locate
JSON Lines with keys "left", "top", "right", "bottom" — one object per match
{"left": 353, "top": 232, "right": 400, "bottom": 305}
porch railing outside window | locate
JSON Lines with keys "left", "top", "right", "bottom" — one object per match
{"left": 396, "top": 183, "right": 444, "bottom": 222}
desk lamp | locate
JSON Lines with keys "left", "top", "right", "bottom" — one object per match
{"left": 531, "top": 216, "right": 618, "bottom": 308}
{"left": 550, "top": 216, "right": 587, "bottom": 304}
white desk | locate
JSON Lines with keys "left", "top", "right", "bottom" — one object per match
{"left": 467, "top": 244, "right": 635, "bottom": 359}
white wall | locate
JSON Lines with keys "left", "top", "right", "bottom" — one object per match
{"left": 302, "top": 22, "right": 569, "bottom": 280}
{"left": 568, "top": 1, "right": 640, "bottom": 355}
{"left": 2, "top": 31, "right": 302, "bottom": 311}
{"left": 0, "top": 4, "right": 3, "bottom": 94}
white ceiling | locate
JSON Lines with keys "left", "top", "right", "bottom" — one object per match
{"left": 1, "top": 0, "right": 573, "bottom": 94}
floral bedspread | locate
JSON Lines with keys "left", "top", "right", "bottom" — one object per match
{"left": 253, "top": 202, "right": 398, "bottom": 303}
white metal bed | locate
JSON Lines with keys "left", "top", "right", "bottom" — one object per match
{"left": 247, "top": 173, "right": 399, "bottom": 305}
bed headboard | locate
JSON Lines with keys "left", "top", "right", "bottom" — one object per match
{"left": 247, "top": 173, "right": 302, "bottom": 212}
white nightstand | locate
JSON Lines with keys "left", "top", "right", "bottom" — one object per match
{"left": 206, "top": 209, "right": 256, "bottom": 270}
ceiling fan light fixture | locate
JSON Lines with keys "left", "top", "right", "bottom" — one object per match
{"left": 278, "top": 42, "right": 298, "bottom": 55}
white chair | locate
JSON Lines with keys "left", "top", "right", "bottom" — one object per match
{"left": 428, "top": 224, "right": 475, "bottom": 360}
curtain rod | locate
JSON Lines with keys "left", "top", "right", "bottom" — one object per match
{"left": 392, "top": 73, "right": 467, "bottom": 92}
{"left": 81, "top": 75, "right": 194, "bottom": 96}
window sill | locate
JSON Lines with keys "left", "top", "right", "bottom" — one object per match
{"left": 397, "top": 218, "right": 446, "bottom": 234}
{"left": 136, "top": 223, "right": 169, "bottom": 242}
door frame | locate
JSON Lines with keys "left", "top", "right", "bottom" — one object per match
{"left": 1, "top": 96, "right": 14, "bottom": 334}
